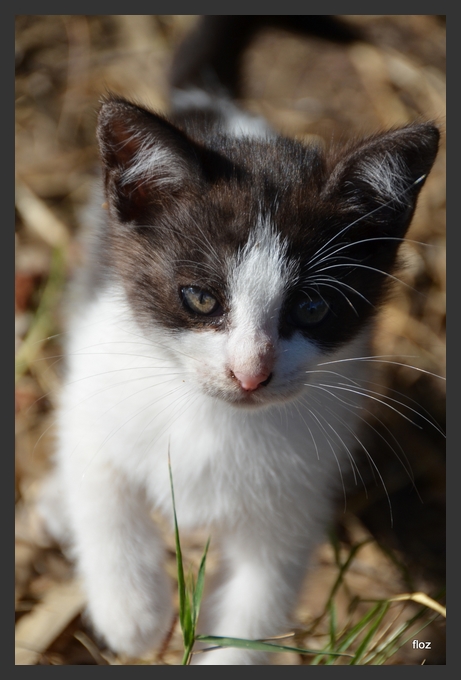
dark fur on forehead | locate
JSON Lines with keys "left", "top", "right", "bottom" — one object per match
{"left": 96, "top": 96, "right": 438, "bottom": 345}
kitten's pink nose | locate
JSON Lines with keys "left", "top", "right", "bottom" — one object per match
{"left": 232, "top": 369, "right": 272, "bottom": 392}
{"left": 229, "top": 336, "right": 275, "bottom": 392}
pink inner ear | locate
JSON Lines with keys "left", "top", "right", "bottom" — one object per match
{"left": 98, "top": 97, "right": 193, "bottom": 184}
{"left": 109, "top": 120, "right": 144, "bottom": 169}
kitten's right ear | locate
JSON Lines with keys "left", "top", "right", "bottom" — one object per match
{"left": 97, "top": 96, "right": 200, "bottom": 224}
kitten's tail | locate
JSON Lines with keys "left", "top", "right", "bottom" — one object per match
{"left": 170, "top": 16, "right": 362, "bottom": 99}
{"left": 168, "top": 16, "right": 362, "bottom": 136}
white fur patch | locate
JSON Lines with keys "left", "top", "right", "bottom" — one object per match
{"left": 120, "top": 129, "right": 187, "bottom": 189}
{"left": 231, "top": 219, "right": 291, "bottom": 325}
{"left": 172, "top": 87, "right": 273, "bottom": 139}
{"left": 226, "top": 217, "right": 292, "bottom": 376}
{"left": 359, "top": 151, "right": 409, "bottom": 205}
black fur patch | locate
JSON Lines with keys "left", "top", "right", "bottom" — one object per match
{"left": 95, "top": 97, "right": 439, "bottom": 350}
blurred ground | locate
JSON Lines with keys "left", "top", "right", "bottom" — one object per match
{"left": 15, "top": 16, "right": 446, "bottom": 665}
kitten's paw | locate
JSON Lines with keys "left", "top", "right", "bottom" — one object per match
{"left": 87, "top": 582, "right": 174, "bottom": 657}
{"left": 192, "top": 647, "right": 269, "bottom": 665}
{"left": 35, "top": 473, "right": 72, "bottom": 546}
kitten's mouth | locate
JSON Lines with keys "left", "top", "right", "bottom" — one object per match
{"left": 202, "top": 373, "right": 301, "bottom": 407}
{"left": 216, "top": 383, "right": 272, "bottom": 408}
{"left": 229, "top": 374, "right": 306, "bottom": 408}
{"left": 232, "top": 392, "right": 270, "bottom": 408}
{"left": 227, "top": 373, "right": 299, "bottom": 408}
{"left": 227, "top": 370, "right": 273, "bottom": 405}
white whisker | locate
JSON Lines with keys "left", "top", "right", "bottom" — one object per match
{"left": 309, "top": 174, "right": 427, "bottom": 267}
{"left": 315, "top": 262, "right": 422, "bottom": 294}
{"left": 317, "top": 355, "right": 446, "bottom": 381}
{"left": 309, "top": 235, "right": 437, "bottom": 270}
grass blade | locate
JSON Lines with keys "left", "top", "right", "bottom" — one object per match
{"left": 364, "top": 607, "right": 440, "bottom": 665}
{"left": 348, "top": 601, "right": 390, "bottom": 664}
{"left": 193, "top": 537, "right": 210, "bottom": 626}
{"left": 327, "top": 540, "right": 371, "bottom": 608}
{"left": 388, "top": 592, "right": 446, "bottom": 618}
{"left": 195, "top": 635, "right": 352, "bottom": 658}
{"left": 168, "top": 455, "right": 193, "bottom": 655}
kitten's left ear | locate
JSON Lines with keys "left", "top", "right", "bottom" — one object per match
{"left": 97, "top": 96, "right": 202, "bottom": 224}
{"left": 325, "top": 123, "right": 440, "bottom": 234}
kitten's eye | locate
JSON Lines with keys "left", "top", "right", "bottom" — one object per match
{"left": 181, "top": 286, "right": 222, "bottom": 316}
{"left": 288, "top": 294, "right": 329, "bottom": 328}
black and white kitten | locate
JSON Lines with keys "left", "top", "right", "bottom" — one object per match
{"left": 39, "top": 22, "right": 439, "bottom": 665}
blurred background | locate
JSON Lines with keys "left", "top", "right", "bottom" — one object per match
{"left": 15, "top": 16, "right": 445, "bottom": 665}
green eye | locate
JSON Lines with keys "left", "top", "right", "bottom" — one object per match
{"left": 289, "top": 293, "right": 329, "bottom": 328}
{"left": 181, "top": 286, "right": 222, "bottom": 316}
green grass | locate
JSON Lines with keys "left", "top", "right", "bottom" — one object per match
{"left": 15, "top": 247, "right": 66, "bottom": 383}
{"left": 168, "top": 455, "right": 444, "bottom": 665}
{"left": 306, "top": 534, "right": 444, "bottom": 665}
{"left": 168, "top": 455, "right": 209, "bottom": 665}
{"left": 169, "top": 456, "right": 355, "bottom": 665}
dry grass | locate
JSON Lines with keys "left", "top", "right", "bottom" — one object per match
{"left": 15, "top": 16, "right": 445, "bottom": 665}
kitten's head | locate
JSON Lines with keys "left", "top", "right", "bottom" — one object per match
{"left": 96, "top": 96, "right": 439, "bottom": 407}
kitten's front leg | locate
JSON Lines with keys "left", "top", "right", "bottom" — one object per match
{"left": 193, "top": 531, "right": 311, "bottom": 665}
{"left": 63, "top": 461, "right": 173, "bottom": 658}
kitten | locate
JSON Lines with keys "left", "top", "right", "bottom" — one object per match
{"left": 39, "top": 22, "right": 439, "bottom": 665}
